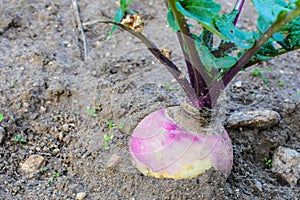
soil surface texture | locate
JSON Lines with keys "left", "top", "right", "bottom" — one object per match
{"left": 0, "top": 0, "right": 299, "bottom": 199}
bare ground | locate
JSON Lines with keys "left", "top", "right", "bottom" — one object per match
{"left": 0, "top": 0, "right": 299, "bottom": 199}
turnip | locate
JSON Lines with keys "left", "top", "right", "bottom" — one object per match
{"left": 93, "top": 0, "right": 300, "bottom": 179}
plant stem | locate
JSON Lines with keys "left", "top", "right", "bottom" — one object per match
{"left": 176, "top": 31, "right": 197, "bottom": 91}
{"left": 244, "top": 45, "right": 300, "bottom": 68}
{"left": 167, "top": 0, "right": 212, "bottom": 107}
{"left": 106, "top": 21, "right": 200, "bottom": 105}
{"left": 233, "top": 0, "right": 246, "bottom": 25}
{"left": 72, "top": 0, "right": 88, "bottom": 61}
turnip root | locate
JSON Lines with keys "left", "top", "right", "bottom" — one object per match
{"left": 129, "top": 101, "right": 233, "bottom": 179}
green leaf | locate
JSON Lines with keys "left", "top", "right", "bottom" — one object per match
{"left": 175, "top": 0, "right": 226, "bottom": 39}
{"left": 167, "top": 8, "right": 180, "bottom": 32}
{"left": 214, "top": 56, "right": 237, "bottom": 71}
{"left": 279, "top": 15, "right": 300, "bottom": 47}
{"left": 253, "top": 0, "right": 299, "bottom": 33}
{"left": 251, "top": 68, "right": 268, "bottom": 85}
{"left": 253, "top": 0, "right": 289, "bottom": 26}
{"left": 106, "top": 9, "right": 124, "bottom": 40}
{"left": 215, "top": 14, "right": 255, "bottom": 49}
{"left": 196, "top": 45, "right": 217, "bottom": 75}
{"left": 199, "top": 28, "right": 213, "bottom": 50}
{"left": 0, "top": 114, "right": 3, "bottom": 122}
{"left": 176, "top": 0, "right": 221, "bottom": 24}
{"left": 278, "top": 80, "right": 285, "bottom": 86}
{"left": 254, "top": 36, "right": 277, "bottom": 61}
{"left": 195, "top": 44, "right": 237, "bottom": 76}
{"left": 247, "top": 2, "right": 300, "bottom": 64}
{"left": 175, "top": 0, "right": 255, "bottom": 49}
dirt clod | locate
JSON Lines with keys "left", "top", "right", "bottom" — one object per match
{"left": 272, "top": 146, "right": 300, "bottom": 187}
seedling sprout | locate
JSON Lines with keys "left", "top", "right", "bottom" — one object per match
{"left": 264, "top": 157, "right": 272, "bottom": 168}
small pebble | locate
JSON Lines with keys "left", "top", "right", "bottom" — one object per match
{"left": 76, "top": 192, "right": 87, "bottom": 200}
{"left": 272, "top": 146, "right": 300, "bottom": 187}
{"left": 40, "top": 106, "right": 46, "bottom": 112}
{"left": 23, "top": 102, "right": 29, "bottom": 109}
{"left": 92, "top": 70, "right": 98, "bottom": 76}
{"left": 59, "top": 132, "right": 64, "bottom": 141}
{"left": 52, "top": 148, "right": 60, "bottom": 155}
{"left": 233, "top": 81, "right": 243, "bottom": 88}
{"left": 227, "top": 110, "right": 280, "bottom": 129}
{"left": 62, "top": 124, "right": 70, "bottom": 132}
{"left": 21, "top": 155, "right": 45, "bottom": 174}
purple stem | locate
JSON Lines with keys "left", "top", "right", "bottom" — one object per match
{"left": 176, "top": 32, "right": 197, "bottom": 90}
{"left": 233, "top": 0, "right": 246, "bottom": 25}
{"left": 167, "top": 0, "right": 213, "bottom": 108}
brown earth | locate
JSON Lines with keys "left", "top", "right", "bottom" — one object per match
{"left": 0, "top": 0, "right": 299, "bottom": 199}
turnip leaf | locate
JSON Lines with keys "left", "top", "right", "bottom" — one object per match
{"left": 215, "top": 14, "right": 255, "bottom": 49}
{"left": 174, "top": 0, "right": 225, "bottom": 39}
{"left": 247, "top": 0, "right": 300, "bottom": 64}
{"left": 253, "top": 0, "right": 289, "bottom": 28}
{"left": 174, "top": 0, "right": 255, "bottom": 49}
{"left": 195, "top": 44, "right": 237, "bottom": 77}
{"left": 167, "top": 8, "right": 180, "bottom": 32}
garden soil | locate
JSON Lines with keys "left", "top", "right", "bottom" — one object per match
{"left": 0, "top": 0, "right": 299, "bottom": 199}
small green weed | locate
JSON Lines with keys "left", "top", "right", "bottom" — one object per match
{"left": 103, "top": 134, "right": 114, "bottom": 149}
{"left": 102, "top": 121, "right": 124, "bottom": 149}
{"left": 36, "top": 167, "right": 48, "bottom": 174}
{"left": 106, "top": 120, "right": 124, "bottom": 129}
{"left": 264, "top": 157, "right": 272, "bottom": 168}
{"left": 164, "top": 82, "right": 174, "bottom": 91}
{"left": 278, "top": 80, "right": 285, "bottom": 87}
{"left": 49, "top": 171, "right": 60, "bottom": 183}
{"left": 163, "top": 81, "right": 179, "bottom": 92}
{"left": 13, "top": 135, "right": 27, "bottom": 143}
{"left": 86, "top": 107, "right": 98, "bottom": 117}
{"left": 11, "top": 81, "right": 15, "bottom": 88}
{"left": 49, "top": 177, "right": 54, "bottom": 183}
{"left": 52, "top": 171, "right": 60, "bottom": 177}
{"left": 251, "top": 67, "right": 268, "bottom": 85}
{"left": 51, "top": 114, "right": 58, "bottom": 120}
{"left": 0, "top": 113, "right": 3, "bottom": 122}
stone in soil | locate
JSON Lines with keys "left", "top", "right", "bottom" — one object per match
{"left": 272, "top": 146, "right": 300, "bottom": 187}
{"left": 76, "top": 192, "right": 87, "bottom": 200}
{"left": 227, "top": 110, "right": 280, "bottom": 129}
{"left": 62, "top": 124, "right": 70, "bottom": 132}
{"left": 20, "top": 155, "right": 45, "bottom": 174}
